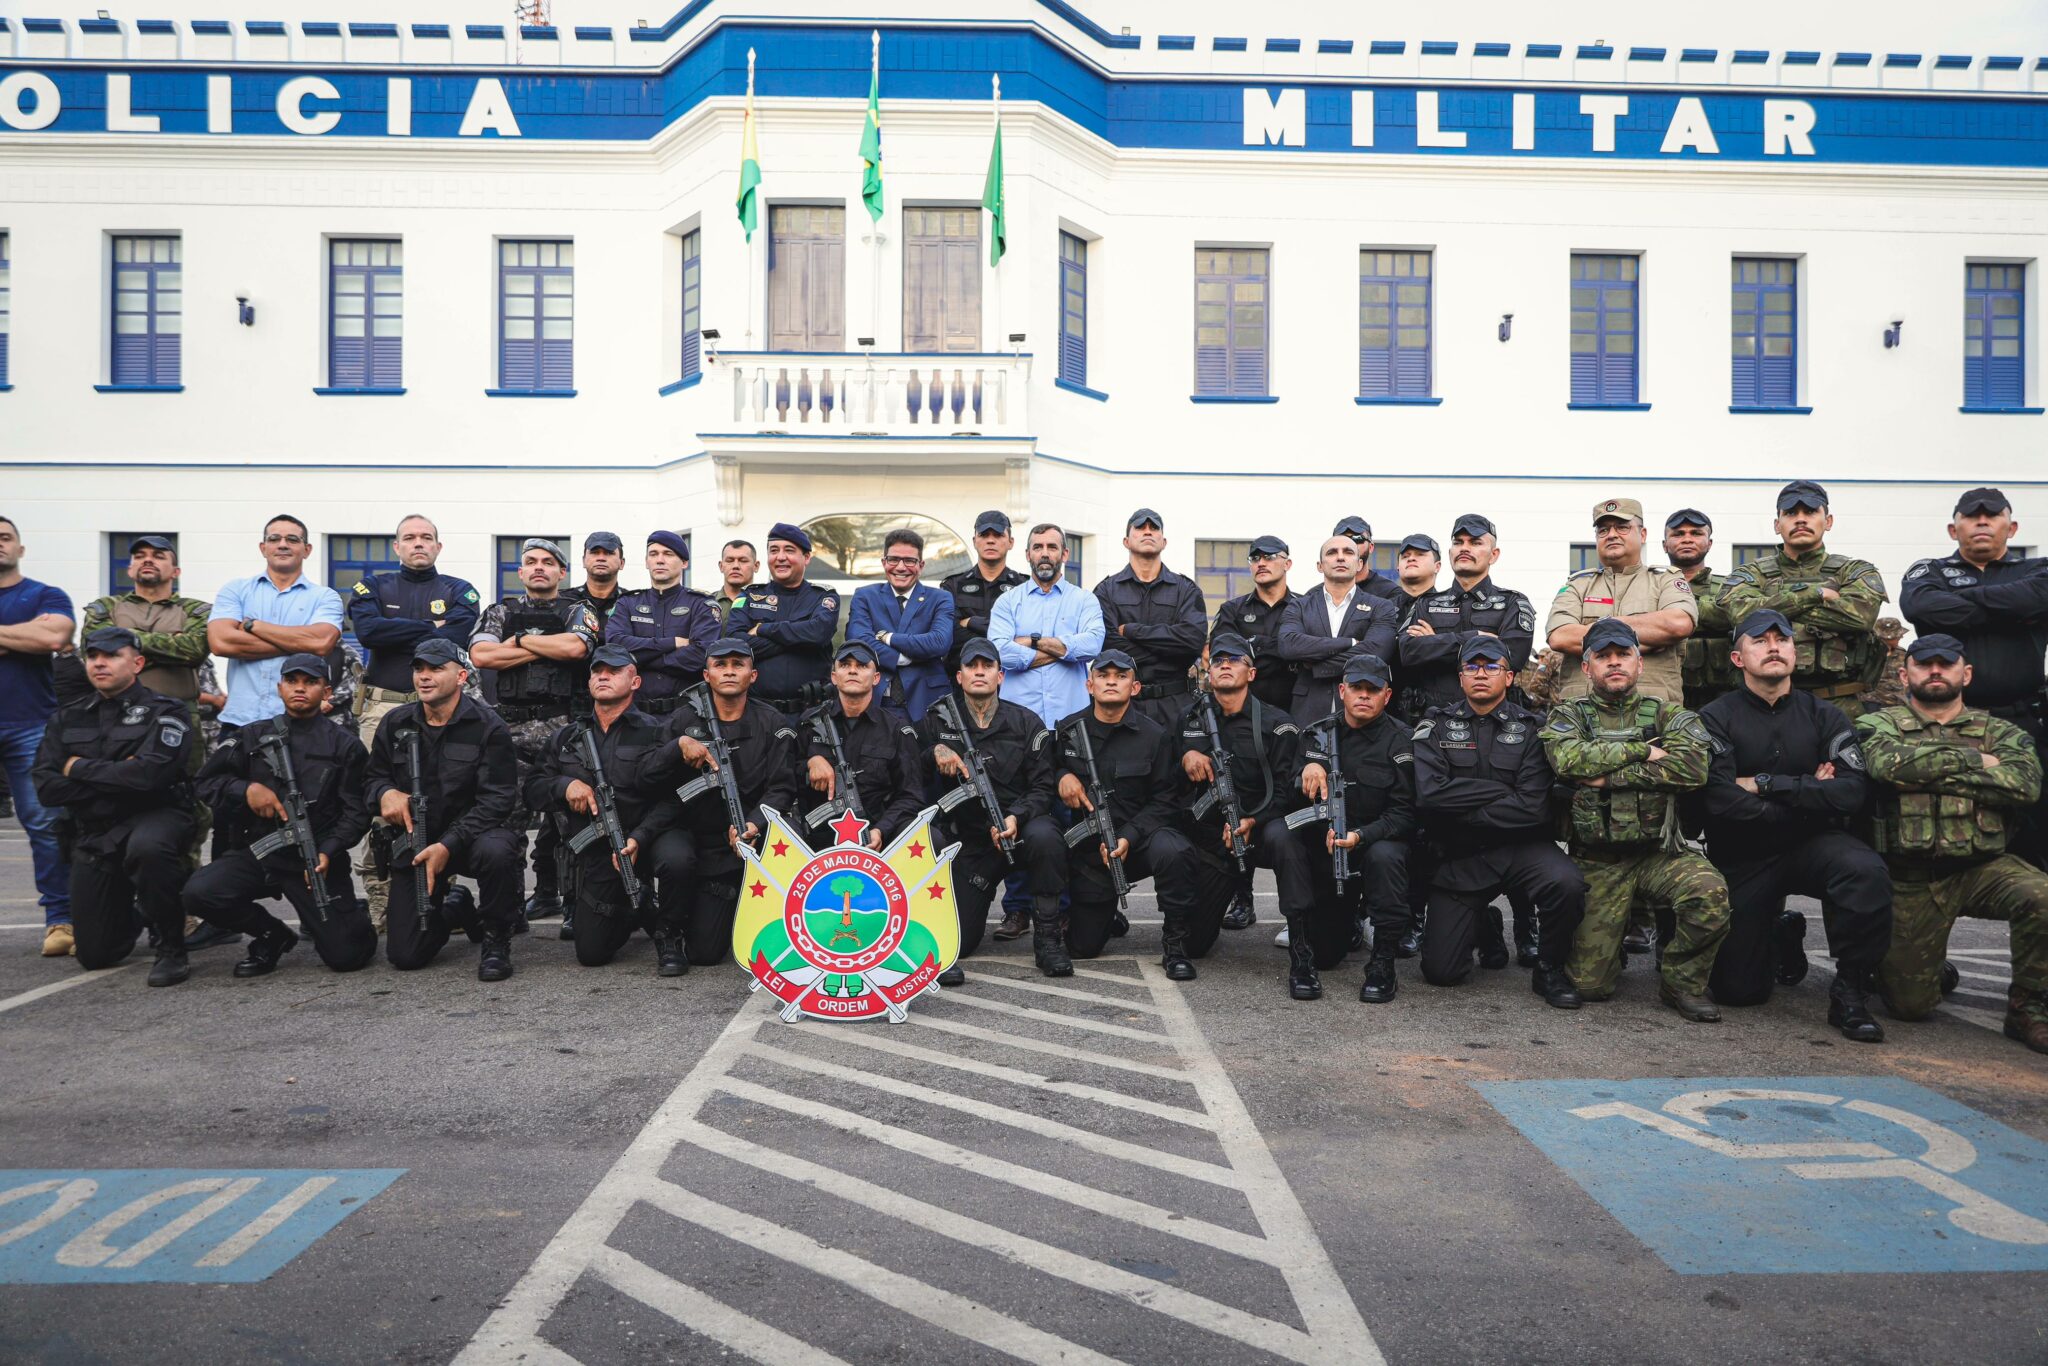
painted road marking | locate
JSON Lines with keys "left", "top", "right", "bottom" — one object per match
{"left": 461, "top": 956, "right": 1380, "bottom": 1365}
{"left": 0, "top": 963, "right": 142, "bottom": 1015}
{"left": 0, "top": 1169, "right": 403, "bottom": 1283}
{"left": 1480, "top": 1076, "right": 2048, "bottom": 1275}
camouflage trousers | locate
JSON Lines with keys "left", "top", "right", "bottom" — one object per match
{"left": 507, "top": 714, "right": 561, "bottom": 892}
{"left": 352, "top": 689, "right": 414, "bottom": 930}
{"left": 1879, "top": 855, "right": 2048, "bottom": 1021}
{"left": 1566, "top": 848, "right": 1731, "bottom": 999}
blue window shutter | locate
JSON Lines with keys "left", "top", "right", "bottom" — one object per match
{"left": 330, "top": 240, "right": 403, "bottom": 388}
{"left": 1059, "top": 232, "right": 1087, "bottom": 387}
{"left": 680, "top": 229, "right": 702, "bottom": 381}
{"left": 1732, "top": 257, "right": 1797, "bottom": 407}
{"left": 1965, "top": 265, "right": 2026, "bottom": 408}
{"left": 1194, "top": 248, "right": 1270, "bottom": 397}
{"left": 111, "top": 235, "right": 181, "bottom": 386}
{"left": 499, "top": 240, "right": 573, "bottom": 391}
{"left": 0, "top": 232, "right": 10, "bottom": 386}
{"left": 1359, "top": 250, "right": 1433, "bottom": 398}
{"left": 1570, "top": 254, "right": 1638, "bottom": 404}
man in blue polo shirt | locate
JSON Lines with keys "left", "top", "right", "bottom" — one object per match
{"left": 0, "top": 515, "right": 78, "bottom": 957}
{"left": 206, "top": 514, "right": 346, "bottom": 733}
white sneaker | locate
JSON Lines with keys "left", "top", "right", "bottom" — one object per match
{"left": 1273, "top": 926, "right": 1290, "bottom": 947}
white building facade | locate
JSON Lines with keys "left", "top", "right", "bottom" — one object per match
{"left": 1, "top": 2, "right": 2045, "bottom": 616}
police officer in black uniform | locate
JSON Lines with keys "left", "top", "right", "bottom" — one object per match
{"left": 729, "top": 522, "right": 842, "bottom": 713}
{"left": 604, "top": 530, "right": 721, "bottom": 713}
{"left": 1696, "top": 609, "right": 1891, "bottom": 1040}
{"left": 1298, "top": 653, "right": 1416, "bottom": 1004}
{"left": 919, "top": 638, "right": 1063, "bottom": 985}
{"left": 471, "top": 537, "right": 601, "bottom": 928}
{"left": 1094, "top": 509, "right": 1208, "bottom": 726}
{"left": 800, "top": 641, "right": 926, "bottom": 847}
{"left": 345, "top": 515, "right": 481, "bottom": 699}
{"left": 939, "top": 510, "right": 1029, "bottom": 675}
{"left": 183, "top": 653, "right": 376, "bottom": 977}
{"left": 527, "top": 644, "right": 692, "bottom": 975}
{"left": 1177, "top": 634, "right": 1318, "bottom": 996}
{"left": 1048, "top": 651, "right": 1204, "bottom": 976}
{"left": 1900, "top": 486, "right": 2048, "bottom": 865}
{"left": 1331, "top": 515, "right": 1404, "bottom": 605}
{"left": 670, "top": 637, "right": 801, "bottom": 966}
{"left": 32, "top": 627, "right": 198, "bottom": 984}
{"left": 1212, "top": 535, "right": 1299, "bottom": 714}
{"left": 366, "top": 638, "right": 524, "bottom": 981}
{"left": 1398, "top": 513, "right": 1536, "bottom": 716}
{"left": 1411, "top": 635, "right": 1586, "bottom": 1007}
{"left": 569, "top": 530, "right": 632, "bottom": 630}
{"left": 1389, "top": 533, "right": 1444, "bottom": 722}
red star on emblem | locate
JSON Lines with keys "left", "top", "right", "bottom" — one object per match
{"left": 828, "top": 809, "right": 870, "bottom": 848}
{"left": 926, "top": 882, "right": 946, "bottom": 900}
{"left": 770, "top": 839, "right": 789, "bottom": 858}
{"left": 907, "top": 841, "right": 925, "bottom": 859}
{"left": 748, "top": 881, "right": 768, "bottom": 899}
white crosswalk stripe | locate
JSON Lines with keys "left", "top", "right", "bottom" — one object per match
{"left": 460, "top": 956, "right": 1380, "bottom": 1365}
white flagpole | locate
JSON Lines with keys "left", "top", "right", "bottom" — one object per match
{"left": 746, "top": 46, "right": 757, "bottom": 343}
{"left": 990, "top": 72, "right": 1001, "bottom": 352}
{"left": 869, "top": 29, "right": 882, "bottom": 348}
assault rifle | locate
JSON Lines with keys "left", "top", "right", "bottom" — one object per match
{"left": 1284, "top": 714, "right": 1354, "bottom": 891}
{"left": 1060, "top": 718, "right": 1130, "bottom": 911}
{"left": 932, "top": 696, "right": 1015, "bottom": 865}
{"left": 1191, "top": 696, "right": 1249, "bottom": 873}
{"left": 248, "top": 723, "right": 333, "bottom": 924}
{"left": 804, "top": 711, "right": 867, "bottom": 832}
{"left": 676, "top": 683, "right": 751, "bottom": 846}
{"left": 565, "top": 722, "right": 645, "bottom": 909}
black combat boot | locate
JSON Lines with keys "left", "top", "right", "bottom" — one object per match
{"left": 1478, "top": 906, "right": 1510, "bottom": 970}
{"left": 147, "top": 944, "right": 191, "bottom": 987}
{"left": 1395, "top": 923, "right": 1421, "bottom": 959}
{"left": 1941, "top": 960, "right": 1961, "bottom": 997}
{"left": 233, "top": 923, "right": 300, "bottom": 978}
{"left": 1531, "top": 960, "right": 1582, "bottom": 1009}
{"left": 1775, "top": 910, "right": 1810, "bottom": 986}
{"left": 1828, "top": 964, "right": 1884, "bottom": 1042}
{"left": 1514, "top": 912, "right": 1540, "bottom": 968}
{"left": 524, "top": 888, "right": 564, "bottom": 920}
{"left": 558, "top": 905, "right": 577, "bottom": 942}
{"left": 1109, "top": 908, "right": 1130, "bottom": 938}
{"left": 1287, "top": 932, "right": 1321, "bottom": 1000}
{"left": 478, "top": 933, "right": 514, "bottom": 983}
{"left": 654, "top": 931, "right": 688, "bottom": 978}
{"left": 938, "top": 963, "right": 967, "bottom": 987}
{"left": 1348, "top": 917, "right": 1366, "bottom": 953}
{"left": 1222, "top": 886, "right": 1256, "bottom": 931}
{"left": 1032, "top": 896, "right": 1072, "bottom": 977}
{"left": 1162, "top": 920, "right": 1196, "bottom": 981}
{"left": 1359, "top": 950, "right": 1398, "bottom": 1003}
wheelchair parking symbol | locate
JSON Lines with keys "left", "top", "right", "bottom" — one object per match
{"left": 1478, "top": 1077, "right": 2048, "bottom": 1274}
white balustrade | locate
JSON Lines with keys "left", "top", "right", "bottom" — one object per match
{"left": 709, "top": 353, "right": 1029, "bottom": 436}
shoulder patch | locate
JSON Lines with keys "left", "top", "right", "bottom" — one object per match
{"left": 1274, "top": 721, "right": 1299, "bottom": 736}
{"left": 822, "top": 596, "right": 838, "bottom": 611}
{"left": 773, "top": 726, "right": 797, "bottom": 741}
{"left": 1392, "top": 752, "right": 1413, "bottom": 765}
{"left": 1413, "top": 719, "right": 1435, "bottom": 741}
{"left": 463, "top": 587, "right": 480, "bottom": 603}
{"left": 157, "top": 716, "right": 189, "bottom": 746}
{"left": 352, "top": 580, "right": 372, "bottom": 596}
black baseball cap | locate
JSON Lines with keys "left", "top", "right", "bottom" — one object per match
{"left": 279, "top": 652, "right": 330, "bottom": 682}
{"left": 1208, "top": 632, "right": 1253, "bottom": 660}
{"left": 588, "top": 643, "right": 636, "bottom": 669}
{"left": 412, "top": 638, "right": 463, "bottom": 666}
{"left": 127, "top": 533, "right": 175, "bottom": 554}
{"left": 958, "top": 638, "right": 1002, "bottom": 666}
{"left": 1398, "top": 533, "right": 1441, "bottom": 558}
{"left": 833, "top": 641, "right": 879, "bottom": 666}
{"left": 1664, "top": 508, "right": 1712, "bottom": 532}
{"left": 1092, "top": 649, "right": 1137, "bottom": 673}
{"left": 1459, "top": 636, "right": 1512, "bottom": 664}
{"left": 1905, "top": 633, "right": 1966, "bottom": 663}
{"left": 1451, "top": 513, "right": 1497, "bottom": 541}
{"left": 1583, "top": 618, "right": 1640, "bottom": 653}
{"left": 1776, "top": 480, "right": 1829, "bottom": 513}
{"left": 1342, "top": 653, "right": 1392, "bottom": 688}
{"left": 973, "top": 510, "right": 1012, "bottom": 535}
{"left": 705, "top": 636, "right": 755, "bottom": 659}
{"left": 1955, "top": 487, "right": 2011, "bottom": 517}
{"left": 1332, "top": 515, "right": 1372, "bottom": 541}
{"left": 1126, "top": 508, "right": 1164, "bottom": 531}
{"left": 1734, "top": 608, "right": 1796, "bottom": 640}
{"left": 584, "top": 531, "right": 624, "bottom": 553}
{"left": 1249, "top": 534, "right": 1289, "bottom": 557}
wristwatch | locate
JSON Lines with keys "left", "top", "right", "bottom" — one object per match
{"left": 240, "top": 617, "right": 258, "bottom": 634}
{"left": 1754, "top": 772, "right": 1774, "bottom": 794}
{"left": 1030, "top": 632, "right": 1043, "bottom": 648}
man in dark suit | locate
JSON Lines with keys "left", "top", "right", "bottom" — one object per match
{"left": 846, "top": 528, "right": 955, "bottom": 722}
{"left": 1277, "top": 535, "right": 1400, "bottom": 721}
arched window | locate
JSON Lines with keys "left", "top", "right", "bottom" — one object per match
{"left": 798, "top": 514, "right": 970, "bottom": 580}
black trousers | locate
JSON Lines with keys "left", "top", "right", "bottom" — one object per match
{"left": 1054, "top": 826, "right": 1205, "bottom": 960}
{"left": 1709, "top": 831, "right": 1893, "bottom": 1007}
{"left": 72, "top": 809, "right": 197, "bottom": 970}
{"left": 1193, "top": 814, "right": 1317, "bottom": 941}
{"left": 951, "top": 815, "right": 1065, "bottom": 960}
{"left": 181, "top": 849, "right": 377, "bottom": 972}
{"left": 385, "top": 827, "right": 523, "bottom": 970}
{"left": 566, "top": 828, "right": 695, "bottom": 967}
{"left": 1306, "top": 836, "right": 1410, "bottom": 970}
{"left": 1423, "top": 842, "right": 1587, "bottom": 987}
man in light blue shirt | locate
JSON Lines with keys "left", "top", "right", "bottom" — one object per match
{"left": 990, "top": 522, "right": 1105, "bottom": 726}
{"left": 206, "top": 514, "right": 346, "bottom": 729}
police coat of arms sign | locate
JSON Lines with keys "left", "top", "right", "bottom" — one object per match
{"left": 732, "top": 805, "right": 961, "bottom": 1022}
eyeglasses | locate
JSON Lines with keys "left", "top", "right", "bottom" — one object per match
{"left": 882, "top": 555, "right": 922, "bottom": 568}
{"left": 262, "top": 534, "right": 307, "bottom": 545}
{"left": 1460, "top": 662, "right": 1510, "bottom": 675}
{"left": 1247, "top": 551, "right": 1283, "bottom": 563}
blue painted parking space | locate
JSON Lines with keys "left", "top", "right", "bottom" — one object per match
{"left": 0, "top": 1169, "right": 404, "bottom": 1283}
{"left": 1477, "top": 1077, "right": 2048, "bottom": 1275}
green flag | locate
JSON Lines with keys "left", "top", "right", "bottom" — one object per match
{"left": 737, "top": 58, "right": 761, "bottom": 241}
{"left": 981, "top": 105, "right": 1005, "bottom": 266}
{"left": 860, "top": 39, "right": 883, "bottom": 223}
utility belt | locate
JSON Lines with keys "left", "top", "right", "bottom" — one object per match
{"left": 1805, "top": 680, "right": 1867, "bottom": 700}
{"left": 359, "top": 685, "right": 416, "bottom": 709}
{"left": 638, "top": 695, "right": 682, "bottom": 716}
{"left": 760, "top": 682, "right": 832, "bottom": 714}
{"left": 497, "top": 701, "right": 571, "bottom": 725}
{"left": 1141, "top": 677, "right": 1193, "bottom": 700}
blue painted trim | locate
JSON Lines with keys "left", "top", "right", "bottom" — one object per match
{"left": 1317, "top": 40, "right": 1353, "bottom": 55}
{"left": 1370, "top": 41, "right": 1405, "bottom": 56}
{"left": 0, "top": 19, "right": 13, "bottom": 32}
{"left": 484, "top": 388, "right": 578, "bottom": 398}
{"left": 1157, "top": 34, "right": 1194, "bottom": 51}
{"left": 1732, "top": 50, "right": 1770, "bottom": 65}
{"left": 1728, "top": 405, "right": 1813, "bottom": 415}
{"left": 302, "top": 23, "right": 342, "bottom": 38}
{"left": 1835, "top": 53, "right": 1873, "bottom": 67}
{"left": 1213, "top": 37, "right": 1247, "bottom": 53}
{"left": 1190, "top": 395, "right": 1278, "bottom": 404}
{"left": 23, "top": 19, "right": 65, "bottom": 35}
{"left": 191, "top": 20, "right": 231, "bottom": 35}
{"left": 466, "top": 25, "right": 505, "bottom": 40}
{"left": 1577, "top": 46, "right": 1614, "bottom": 61}
{"left": 658, "top": 374, "right": 703, "bottom": 396}
{"left": 410, "top": 24, "right": 450, "bottom": 38}
{"left": 1935, "top": 55, "right": 1973, "bottom": 70}
{"left": 574, "top": 27, "right": 614, "bottom": 40}
{"left": 1627, "top": 47, "right": 1665, "bottom": 62}
{"left": 522, "top": 26, "right": 559, "bottom": 40}
{"left": 1265, "top": 39, "right": 1300, "bottom": 54}
{"left": 1355, "top": 396, "right": 1443, "bottom": 406}
{"left": 1035, "top": 0, "right": 1140, "bottom": 50}
{"left": 2036, "top": 58, "right": 2048, "bottom": 71}
{"left": 1473, "top": 42, "right": 1511, "bottom": 58}
{"left": 1567, "top": 402, "right": 1652, "bottom": 411}
{"left": 137, "top": 20, "right": 176, "bottom": 35}
{"left": 80, "top": 18, "right": 122, "bottom": 34}
{"left": 94, "top": 384, "right": 184, "bottom": 394}
{"left": 1680, "top": 48, "right": 1718, "bottom": 63}
{"left": 1421, "top": 41, "right": 1458, "bottom": 57}
{"left": 245, "top": 21, "right": 286, "bottom": 36}
{"left": 0, "top": 385, "right": 14, "bottom": 392}
{"left": 1526, "top": 44, "right": 1563, "bottom": 59}
{"left": 1054, "top": 377, "right": 1108, "bottom": 402}
{"left": 1784, "top": 51, "right": 1822, "bottom": 66}
{"left": 313, "top": 386, "right": 406, "bottom": 396}
{"left": 1959, "top": 406, "right": 2045, "bottom": 415}
{"left": 350, "top": 23, "right": 400, "bottom": 38}
{"left": 1987, "top": 56, "right": 2024, "bottom": 71}
{"left": 1885, "top": 53, "right": 1923, "bottom": 69}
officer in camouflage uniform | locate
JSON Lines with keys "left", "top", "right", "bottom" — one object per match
{"left": 1720, "top": 479, "right": 1889, "bottom": 720}
{"left": 1546, "top": 497, "right": 1698, "bottom": 706}
{"left": 469, "top": 538, "right": 601, "bottom": 931}
{"left": 1662, "top": 509, "right": 1739, "bottom": 712}
{"left": 1855, "top": 634, "right": 2048, "bottom": 1054}
{"left": 1542, "top": 618, "right": 1729, "bottom": 1021}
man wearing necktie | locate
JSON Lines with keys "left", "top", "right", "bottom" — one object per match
{"left": 846, "top": 528, "right": 956, "bottom": 722}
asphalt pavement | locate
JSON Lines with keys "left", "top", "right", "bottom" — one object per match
{"left": 2, "top": 820, "right": 2045, "bottom": 1365}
